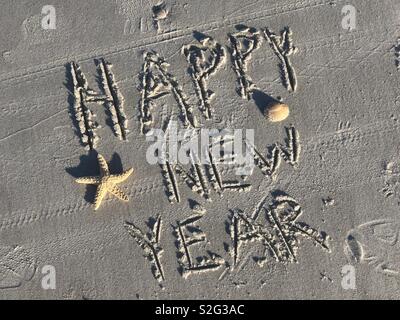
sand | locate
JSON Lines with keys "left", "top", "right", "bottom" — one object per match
{"left": 1, "top": 0, "right": 400, "bottom": 299}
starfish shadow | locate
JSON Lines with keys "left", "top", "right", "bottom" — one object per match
{"left": 66, "top": 151, "right": 124, "bottom": 205}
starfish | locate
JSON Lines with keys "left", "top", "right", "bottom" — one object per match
{"left": 76, "top": 154, "right": 134, "bottom": 210}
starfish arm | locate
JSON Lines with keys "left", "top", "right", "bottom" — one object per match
{"left": 109, "top": 185, "right": 129, "bottom": 202}
{"left": 94, "top": 183, "right": 108, "bottom": 210}
{"left": 97, "top": 154, "right": 110, "bottom": 176}
{"left": 75, "top": 177, "right": 100, "bottom": 184}
{"left": 109, "top": 168, "right": 134, "bottom": 183}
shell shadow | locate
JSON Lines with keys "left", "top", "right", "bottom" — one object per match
{"left": 251, "top": 89, "right": 280, "bottom": 116}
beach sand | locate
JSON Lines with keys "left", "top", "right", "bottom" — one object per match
{"left": 0, "top": 0, "right": 400, "bottom": 299}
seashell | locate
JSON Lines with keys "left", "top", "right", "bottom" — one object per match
{"left": 264, "top": 102, "right": 290, "bottom": 122}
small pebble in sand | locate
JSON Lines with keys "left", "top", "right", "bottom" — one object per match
{"left": 322, "top": 197, "right": 335, "bottom": 206}
{"left": 264, "top": 102, "right": 290, "bottom": 122}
